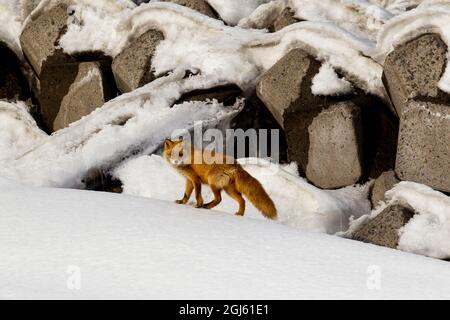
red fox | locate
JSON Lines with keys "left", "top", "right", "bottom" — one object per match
{"left": 163, "top": 139, "right": 277, "bottom": 219}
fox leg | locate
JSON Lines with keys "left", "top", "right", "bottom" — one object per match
{"left": 176, "top": 180, "right": 193, "bottom": 204}
{"left": 203, "top": 185, "right": 222, "bottom": 209}
{"left": 224, "top": 184, "right": 245, "bottom": 216}
{"left": 193, "top": 179, "right": 204, "bottom": 208}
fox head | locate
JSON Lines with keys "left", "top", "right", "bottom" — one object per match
{"left": 163, "top": 139, "right": 190, "bottom": 166}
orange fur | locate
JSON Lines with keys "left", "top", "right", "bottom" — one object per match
{"left": 163, "top": 139, "right": 277, "bottom": 219}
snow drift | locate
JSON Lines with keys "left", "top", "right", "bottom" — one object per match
{"left": 1, "top": 178, "right": 450, "bottom": 299}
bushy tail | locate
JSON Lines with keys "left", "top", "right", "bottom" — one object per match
{"left": 235, "top": 168, "right": 277, "bottom": 220}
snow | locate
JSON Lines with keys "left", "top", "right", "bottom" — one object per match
{"left": 1, "top": 178, "right": 450, "bottom": 299}
{"left": 206, "top": 0, "right": 270, "bottom": 25}
{"left": 311, "top": 62, "right": 354, "bottom": 96}
{"left": 240, "top": 0, "right": 394, "bottom": 40}
{"left": 58, "top": 0, "right": 135, "bottom": 57}
{"left": 114, "top": 155, "right": 371, "bottom": 233}
{"left": 0, "top": 0, "right": 23, "bottom": 56}
{"left": 373, "top": 0, "right": 421, "bottom": 14}
{"left": 71, "top": 67, "right": 103, "bottom": 93}
{"left": 0, "top": 101, "right": 47, "bottom": 162}
{"left": 0, "top": 73, "right": 242, "bottom": 188}
{"left": 343, "top": 182, "right": 450, "bottom": 260}
{"left": 51, "top": 2, "right": 386, "bottom": 97}
{"left": 392, "top": 183, "right": 450, "bottom": 260}
{"left": 27, "top": 0, "right": 136, "bottom": 19}
{"left": 8, "top": 0, "right": 450, "bottom": 97}
{"left": 0, "top": 0, "right": 449, "bottom": 298}
{"left": 49, "top": 0, "right": 450, "bottom": 98}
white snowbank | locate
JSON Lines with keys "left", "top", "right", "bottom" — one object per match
{"left": 376, "top": 0, "right": 450, "bottom": 93}
{"left": 0, "top": 101, "right": 47, "bottom": 161}
{"left": 344, "top": 181, "right": 450, "bottom": 260}
{"left": 311, "top": 62, "right": 354, "bottom": 96}
{"left": 114, "top": 155, "right": 371, "bottom": 233}
{"left": 0, "top": 73, "right": 242, "bottom": 188}
{"left": 1, "top": 178, "right": 450, "bottom": 299}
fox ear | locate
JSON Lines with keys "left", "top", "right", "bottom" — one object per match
{"left": 164, "top": 139, "right": 173, "bottom": 149}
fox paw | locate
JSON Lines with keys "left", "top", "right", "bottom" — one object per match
{"left": 175, "top": 200, "right": 185, "bottom": 204}
{"left": 234, "top": 212, "right": 244, "bottom": 217}
{"left": 194, "top": 203, "right": 204, "bottom": 208}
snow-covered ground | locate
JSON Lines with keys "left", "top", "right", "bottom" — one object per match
{"left": 1, "top": 178, "right": 450, "bottom": 299}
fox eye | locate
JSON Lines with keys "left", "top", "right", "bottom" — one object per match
{"left": 179, "top": 151, "right": 184, "bottom": 157}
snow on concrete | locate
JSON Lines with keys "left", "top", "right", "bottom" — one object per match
{"left": 343, "top": 181, "right": 450, "bottom": 260}
{"left": 392, "top": 182, "right": 450, "bottom": 260}
{"left": 0, "top": 101, "right": 47, "bottom": 161}
{"left": 0, "top": 73, "right": 242, "bottom": 188}
{"left": 239, "top": 0, "right": 394, "bottom": 40}
{"left": 58, "top": 0, "right": 135, "bottom": 57}
{"left": 206, "top": 0, "right": 270, "bottom": 25}
{"left": 311, "top": 62, "right": 354, "bottom": 96}
{"left": 13, "top": 1, "right": 450, "bottom": 98}
{"left": 376, "top": 0, "right": 450, "bottom": 93}
{"left": 0, "top": 0, "right": 134, "bottom": 55}
{"left": 53, "top": 2, "right": 385, "bottom": 97}
{"left": 1, "top": 178, "right": 450, "bottom": 299}
{"left": 27, "top": 0, "right": 136, "bottom": 20}
{"left": 114, "top": 155, "right": 371, "bottom": 233}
